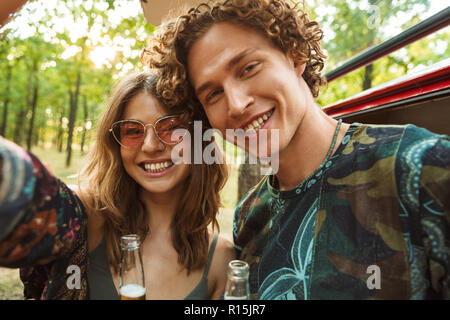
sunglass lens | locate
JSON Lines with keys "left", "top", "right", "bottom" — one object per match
{"left": 117, "top": 122, "right": 145, "bottom": 147}
{"left": 156, "top": 118, "right": 189, "bottom": 144}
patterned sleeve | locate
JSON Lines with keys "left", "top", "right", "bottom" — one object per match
{"left": 0, "top": 137, "right": 87, "bottom": 268}
{"left": 418, "top": 135, "right": 450, "bottom": 299}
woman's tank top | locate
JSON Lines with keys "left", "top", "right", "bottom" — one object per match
{"left": 88, "top": 233, "right": 219, "bottom": 300}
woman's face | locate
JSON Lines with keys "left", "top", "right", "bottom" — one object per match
{"left": 119, "top": 91, "right": 191, "bottom": 197}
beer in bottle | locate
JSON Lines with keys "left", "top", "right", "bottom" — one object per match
{"left": 119, "top": 234, "right": 146, "bottom": 300}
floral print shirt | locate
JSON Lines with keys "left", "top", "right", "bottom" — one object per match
{"left": 233, "top": 124, "right": 450, "bottom": 299}
{"left": 0, "top": 137, "right": 88, "bottom": 299}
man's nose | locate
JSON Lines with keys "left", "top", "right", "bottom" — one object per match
{"left": 225, "top": 83, "right": 254, "bottom": 118}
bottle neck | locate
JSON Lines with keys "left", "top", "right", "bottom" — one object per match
{"left": 227, "top": 260, "right": 249, "bottom": 278}
{"left": 121, "top": 234, "right": 140, "bottom": 250}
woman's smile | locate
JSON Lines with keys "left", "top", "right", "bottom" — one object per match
{"left": 138, "top": 159, "right": 176, "bottom": 178}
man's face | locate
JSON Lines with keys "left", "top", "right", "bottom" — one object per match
{"left": 187, "top": 21, "right": 311, "bottom": 158}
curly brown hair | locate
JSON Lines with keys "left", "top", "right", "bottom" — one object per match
{"left": 142, "top": 0, "right": 327, "bottom": 127}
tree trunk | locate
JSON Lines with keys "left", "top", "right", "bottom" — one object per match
{"left": 80, "top": 95, "right": 88, "bottom": 153}
{"left": 1, "top": 65, "right": 12, "bottom": 136}
{"left": 13, "top": 107, "right": 26, "bottom": 145}
{"left": 26, "top": 78, "right": 39, "bottom": 151}
{"left": 57, "top": 108, "right": 65, "bottom": 152}
{"left": 363, "top": 63, "right": 373, "bottom": 91}
{"left": 66, "top": 72, "right": 81, "bottom": 167}
{"left": 34, "top": 125, "right": 40, "bottom": 147}
{"left": 13, "top": 62, "right": 35, "bottom": 146}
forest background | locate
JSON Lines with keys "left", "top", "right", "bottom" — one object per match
{"left": 0, "top": 0, "right": 448, "bottom": 299}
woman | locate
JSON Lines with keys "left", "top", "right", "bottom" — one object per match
{"left": 0, "top": 70, "right": 235, "bottom": 299}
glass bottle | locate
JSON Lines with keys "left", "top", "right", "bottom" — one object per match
{"left": 224, "top": 260, "right": 250, "bottom": 300}
{"left": 119, "top": 234, "right": 146, "bottom": 300}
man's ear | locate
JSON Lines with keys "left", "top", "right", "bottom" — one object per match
{"left": 293, "top": 61, "right": 306, "bottom": 77}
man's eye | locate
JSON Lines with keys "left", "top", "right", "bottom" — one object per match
{"left": 242, "top": 63, "right": 259, "bottom": 76}
{"left": 244, "top": 64, "right": 255, "bottom": 74}
{"left": 206, "top": 89, "right": 223, "bottom": 102}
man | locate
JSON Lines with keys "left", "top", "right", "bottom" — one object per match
{"left": 144, "top": 0, "right": 450, "bottom": 299}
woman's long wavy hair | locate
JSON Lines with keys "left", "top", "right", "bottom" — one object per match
{"left": 142, "top": 0, "right": 327, "bottom": 126}
{"left": 78, "top": 70, "right": 228, "bottom": 274}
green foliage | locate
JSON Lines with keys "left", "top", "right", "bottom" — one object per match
{"left": 304, "top": 0, "right": 448, "bottom": 107}
{"left": 0, "top": 0, "right": 154, "bottom": 158}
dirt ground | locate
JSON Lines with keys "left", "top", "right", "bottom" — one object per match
{"left": 0, "top": 267, "right": 23, "bottom": 300}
